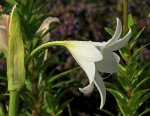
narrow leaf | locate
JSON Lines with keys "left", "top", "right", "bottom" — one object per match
{"left": 47, "top": 67, "right": 79, "bottom": 84}
{"left": 127, "top": 14, "right": 134, "bottom": 28}
{"left": 107, "top": 88, "right": 130, "bottom": 116}
{"left": 104, "top": 27, "right": 114, "bottom": 36}
{"left": 139, "top": 108, "right": 150, "bottom": 116}
{"left": 129, "top": 27, "right": 145, "bottom": 49}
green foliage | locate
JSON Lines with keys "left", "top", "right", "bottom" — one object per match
{"left": 0, "top": 0, "right": 150, "bottom": 115}
{"left": 106, "top": 14, "right": 150, "bottom": 116}
{"left": 19, "top": 67, "right": 79, "bottom": 115}
{"left": 0, "top": 1, "right": 80, "bottom": 115}
{"left": 104, "top": 27, "right": 114, "bottom": 36}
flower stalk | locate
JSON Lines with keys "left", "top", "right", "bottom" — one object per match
{"left": 8, "top": 91, "right": 19, "bottom": 116}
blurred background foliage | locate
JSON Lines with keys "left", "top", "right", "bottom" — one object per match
{"left": 0, "top": 0, "right": 150, "bottom": 115}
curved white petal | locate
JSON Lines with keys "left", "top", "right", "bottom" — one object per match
{"left": 95, "top": 51, "right": 120, "bottom": 73}
{"left": 106, "top": 18, "right": 122, "bottom": 46}
{"left": 92, "top": 41, "right": 107, "bottom": 51}
{"left": 64, "top": 41, "right": 103, "bottom": 94}
{"left": 94, "top": 71, "right": 106, "bottom": 109}
{"left": 79, "top": 81, "right": 94, "bottom": 94}
{"left": 93, "top": 18, "right": 123, "bottom": 52}
{"left": 75, "top": 59, "right": 95, "bottom": 94}
{"left": 108, "top": 29, "right": 132, "bottom": 51}
{"left": 65, "top": 41, "right": 103, "bottom": 62}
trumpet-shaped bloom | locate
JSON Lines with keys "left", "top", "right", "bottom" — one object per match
{"left": 63, "top": 18, "right": 132, "bottom": 109}
{"left": 29, "top": 18, "right": 132, "bottom": 109}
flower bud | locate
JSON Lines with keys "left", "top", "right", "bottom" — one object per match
{"left": 7, "top": 5, "right": 25, "bottom": 91}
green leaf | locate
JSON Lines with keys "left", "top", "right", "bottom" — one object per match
{"left": 131, "top": 62, "right": 150, "bottom": 83}
{"left": 127, "top": 14, "right": 134, "bottom": 28}
{"left": 119, "top": 47, "right": 130, "bottom": 62}
{"left": 97, "top": 109, "right": 116, "bottom": 116}
{"left": 37, "top": 50, "right": 63, "bottom": 72}
{"left": 126, "top": 62, "right": 138, "bottom": 80}
{"left": 25, "top": 79, "right": 32, "bottom": 92}
{"left": 46, "top": 94, "right": 56, "bottom": 113}
{"left": 59, "top": 99, "right": 73, "bottom": 111}
{"left": 5, "top": 0, "right": 18, "bottom": 5}
{"left": 105, "top": 82, "right": 119, "bottom": 90}
{"left": 20, "top": 90, "right": 34, "bottom": 110}
{"left": 107, "top": 88, "right": 130, "bottom": 116}
{"left": 118, "top": 64, "right": 126, "bottom": 77}
{"left": 20, "top": 111, "right": 31, "bottom": 116}
{"left": 132, "top": 76, "right": 150, "bottom": 93}
{"left": 51, "top": 79, "right": 76, "bottom": 89}
{"left": 130, "top": 42, "right": 150, "bottom": 62}
{"left": 0, "top": 76, "right": 7, "bottom": 81}
{"left": 129, "top": 27, "right": 145, "bottom": 50}
{"left": 117, "top": 64, "right": 132, "bottom": 91}
{"left": 44, "top": 93, "right": 69, "bottom": 115}
{"left": 32, "top": 1, "right": 49, "bottom": 14}
{"left": 47, "top": 67, "right": 79, "bottom": 84}
{"left": 117, "top": 75, "right": 131, "bottom": 92}
{"left": 129, "top": 24, "right": 137, "bottom": 36}
{"left": 104, "top": 27, "right": 114, "bottom": 36}
{"left": 139, "top": 108, "right": 150, "bottom": 116}
{"left": 20, "top": 0, "right": 34, "bottom": 20}
{"left": 129, "top": 89, "right": 150, "bottom": 113}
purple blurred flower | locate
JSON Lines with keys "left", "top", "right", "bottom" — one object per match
{"left": 87, "top": 7, "right": 97, "bottom": 14}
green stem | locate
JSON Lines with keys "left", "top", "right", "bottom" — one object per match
{"left": 123, "top": 0, "right": 128, "bottom": 31}
{"left": 26, "top": 41, "right": 66, "bottom": 67}
{"left": 8, "top": 90, "right": 19, "bottom": 116}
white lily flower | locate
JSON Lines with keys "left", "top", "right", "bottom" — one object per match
{"left": 63, "top": 18, "right": 131, "bottom": 109}
{"left": 30, "top": 18, "right": 131, "bottom": 109}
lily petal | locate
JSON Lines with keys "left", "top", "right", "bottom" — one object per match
{"left": 94, "top": 71, "right": 106, "bottom": 109}
{"left": 108, "top": 28, "right": 132, "bottom": 51}
{"left": 65, "top": 41, "right": 103, "bottom": 62}
{"left": 96, "top": 51, "right": 120, "bottom": 73}
{"left": 107, "top": 18, "right": 122, "bottom": 46}
{"left": 64, "top": 41, "right": 102, "bottom": 94}
{"left": 78, "top": 60, "right": 95, "bottom": 94}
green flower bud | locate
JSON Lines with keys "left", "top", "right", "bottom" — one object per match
{"left": 7, "top": 5, "right": 25, "bottom": 91}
